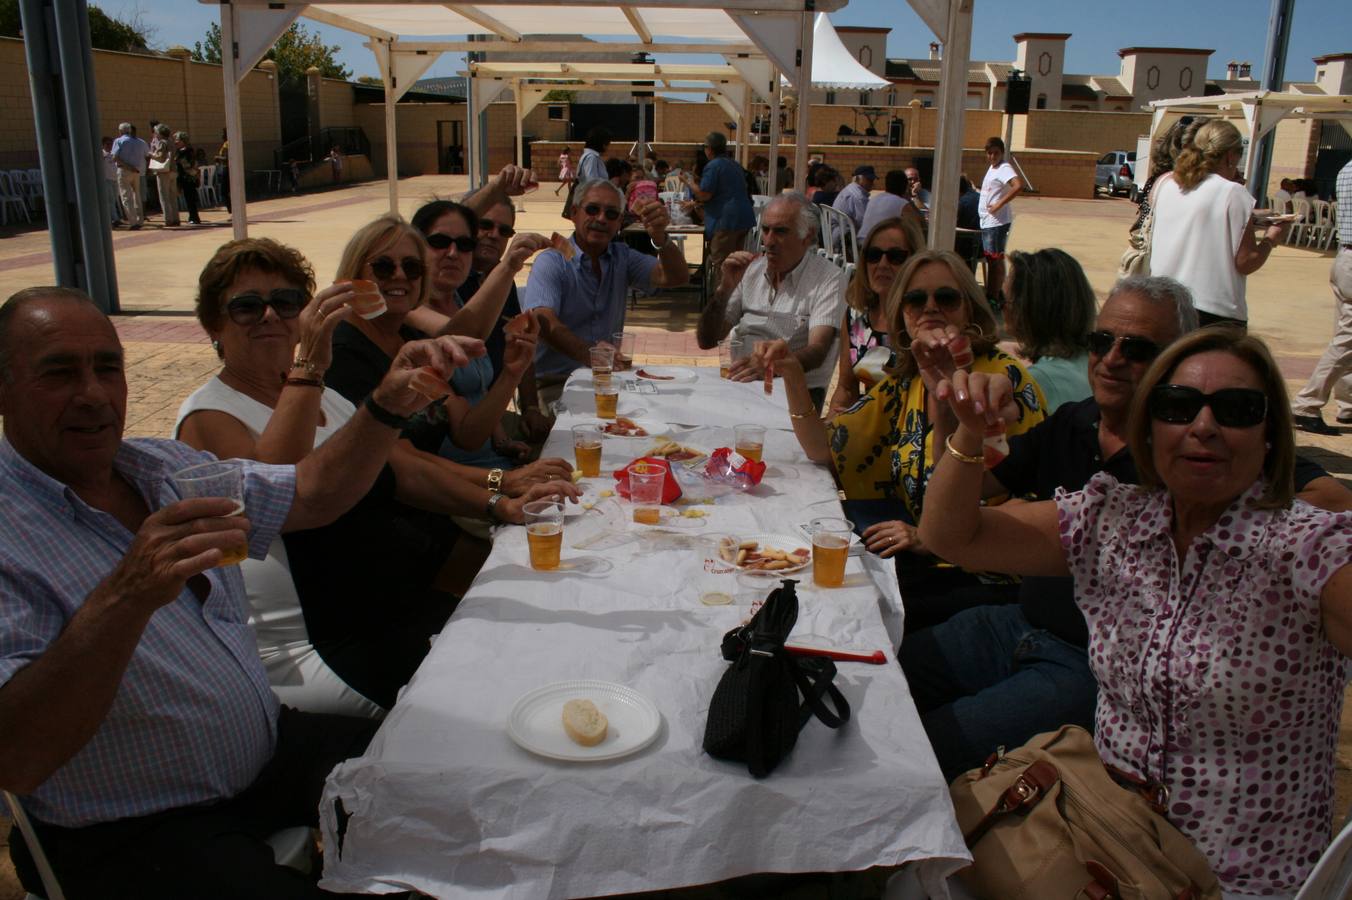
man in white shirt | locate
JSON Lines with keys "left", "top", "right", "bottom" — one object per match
{"left": 696, "top": 193, "right": 846, "bottom": 410}
{"left": 832, "top": 165, "right": 875, "bottom": 231}
{"left": 978, "top": 137, "right": 1023, "bottom": 306}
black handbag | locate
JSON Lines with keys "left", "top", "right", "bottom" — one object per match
{"left": 702, "top": 579, "right": 850, "bottom": 777}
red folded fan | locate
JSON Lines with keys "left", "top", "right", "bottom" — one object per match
{"left": 611, "top": 457, "right": 683, "bottom": 503}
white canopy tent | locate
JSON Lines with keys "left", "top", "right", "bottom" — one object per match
{"left": 1147, "top": 91, "right": 1352, "bottom": 197}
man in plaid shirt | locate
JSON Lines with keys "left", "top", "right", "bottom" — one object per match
{"left": 0, "top": 287, "right": 480, "bottom": 898}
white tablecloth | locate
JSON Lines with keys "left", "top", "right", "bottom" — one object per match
{"left": 555, "top": 367, "right": 797, "bottom": 431}
{"left": 319, "top": 367, "right": 969, "bottom": 898}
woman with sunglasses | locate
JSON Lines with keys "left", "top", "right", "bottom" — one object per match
{"left": 827, "top": 216, "right": 926, "bottom": 415}
{"left": 175, "top": 238, "right": 576, "bottom": 718}
{"left": 920, "top": 327, "right": 1352, "bottom": 897}
{"left": 1003, "top": 248, "right": 1097, "bottom": 412}
{"left": 759, "top": 249, "right": 1046, "bottom": 630}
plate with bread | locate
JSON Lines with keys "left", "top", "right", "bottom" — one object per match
{"left": 507, "top": 679, "right": 662, "bottom": 762}
{"left": 716, "top": 534, "right": 812, "bottom": 575}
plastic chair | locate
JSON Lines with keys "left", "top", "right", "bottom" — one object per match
{"left": 1304, "top": 200, "right": 1333, "bottom": 249}
{"left": 0, "top": 171, "right": 31, "bottom": 224}
{"left": 1294, "top": 811, "right": 1352, "bottom": 899}
{"left": 1289, "top": 197, "right": 1312, "bottom": 245}
{"left": 663, "top": 174, "right": 685, "bottom": 193}
{"left": 1323, "top": 204, "right": 1339, "bottom": 252}
{"left": 197, "top": 165, "right": 219, "bottom": 208}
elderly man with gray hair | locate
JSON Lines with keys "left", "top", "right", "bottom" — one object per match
{"left": 696, "top": 192, "right": 845, "bottom": 409}
{"left": 897, "top": 274, "right": 1350, "bottom": 782}
{"left": 109, "top": 122, "right": 149, "bottom": 229}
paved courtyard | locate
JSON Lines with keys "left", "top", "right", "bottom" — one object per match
{"left": 0, "top": 176, "right": 1349, "bottom": 897}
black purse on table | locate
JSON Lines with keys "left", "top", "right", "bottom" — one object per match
{"left": 702, "top": 579, "right": 850, "bottom": 777}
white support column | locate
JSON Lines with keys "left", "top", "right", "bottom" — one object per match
{"left": 514, "top": 80, "right": 524, "bottom": 167}
{"left": 792, "top": 10, "right": 813, "bottom": 194}
{"left": 767, "top": 68, "right": 782, "bottom": 192}
{"left": 221, "top": 3, "right": 247, "bottom": 238}
{"left": 928, "top": 0, "right": 973, "bottom": 251}
{"left": 636, "top": 98, "right": 646, "bottom": 169}
{"left": 382, "top": 41, "right": 398, "bottom": 214}
{"left": 467, "top": 74, "right": 480, "bottom": 190}
{"left": 740, "top": 89, "right": 753, "bottom": 167}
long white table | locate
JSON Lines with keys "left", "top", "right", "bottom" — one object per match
{"left": 319, "top": 367, "right": 969, "bottom": 898}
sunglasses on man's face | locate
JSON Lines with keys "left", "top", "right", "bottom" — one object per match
{"left": 424, "top": 233, "right": 477, "bottom": 254}
{"left": 900, "top": 286, "right": 963, "bottom": 312}
{"left": 368, "top": 256, "right": 425, "bottom": 281}
{"left": 1147, "top": 384, "right": 1268, "bottom": 429}
{"left": 225, "top": 288, "right": 306, "bottom": 326}
{"left": 865, "top": 246, "right": 910, "bottom": 266}
{"left": 582, "top": 203, "right": 622, "bottom": 222}
{"left": 478, "top": 220, "right": 515, "bottom": 239}
{"left": 1087, "top": 330, "right": 1160, "bottom": 363}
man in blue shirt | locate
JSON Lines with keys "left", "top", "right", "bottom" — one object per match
{"left": 109, "top": 123, "right": 149, "bottom": 229}
{"left": 684, "top": 131, "right": 755, "bottom": 296}
{"left": 522, "top": 178, "right": 689, "bottom": 405}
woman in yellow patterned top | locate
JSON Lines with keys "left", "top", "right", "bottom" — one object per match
{"left": 758, "top": 249, "right": 1045, "bottom": 629}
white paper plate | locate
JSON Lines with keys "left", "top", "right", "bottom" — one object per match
{"left": 583, "top": 418, "right": 669, "bottom": 439}
{"left": 720, "top": 532, "right": 813, "bottom": 575}
{"left": 507, "top": 680, "right": 661, "bottom": 762}
{"left": 635, "top": 367, "right": 699, "bottom": 384}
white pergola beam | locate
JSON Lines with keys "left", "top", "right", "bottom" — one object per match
{"left": 447, "top": 4, "right": 523, "bottom": 41}
{"left": 303, "top": 7, "right": 397, "bottom": 40}
{"left": 391, "top": 40, "right": 759, "bottom": 54}
{"left": 907, "top": 0, "right": 948, "bottom": 42}
{"left": 280, "top": 0, "right": 849, "bottom": 11}
{"left": 622, "top": 8, "right": 653, "bottom": 43}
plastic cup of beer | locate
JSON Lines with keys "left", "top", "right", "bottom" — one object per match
{"left": 344, "top": 279, "right": 386, "bottom": 320}
{"left": 733, "top": 424, "right": 766, "bottom": 463}
{"left": 572, "top": 424, "right": 603, "bottom": 477}
{"left": 810, "top": 517, "right": 853, "bottom": 588}
{"left": 718, "top": 338, "right": 743, "bottom": 380}
{"left": 171, "top": 460, "right": 249, "bottom": 567}
{"left": 594, "top": 380, "right": 619, "bottom": 419}
{"left": 627, "top": 462, "right": 666, "bottom": 525}
{"left": 524, "top": 500, "right": 564, "bottom": 571}
{"left": 590, "top": 345, "right": 615, "bottom": 388}
{"left": 611, "top": 331, "right": 636, "bottom": 370}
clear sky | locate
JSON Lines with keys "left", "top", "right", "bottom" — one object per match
{"left": 113, "top": 0, "right": 1349, "bottom": 85}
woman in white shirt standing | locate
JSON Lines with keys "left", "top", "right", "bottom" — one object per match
{"left": 1149, "top": 119, "right": 1289, "bottom": 329}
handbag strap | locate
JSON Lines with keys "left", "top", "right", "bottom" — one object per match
{"left": 962, "top": 759, "right": 1060, "bottom": 848}
{"left": 784, "top": 653, "right": 850, "bottom": 729}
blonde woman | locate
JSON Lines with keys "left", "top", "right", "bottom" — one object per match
{"left": 1149, "top": 119, "right": 1289, "bottom": 328}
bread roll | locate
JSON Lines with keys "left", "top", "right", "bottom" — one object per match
{"left": 562, "top": 698, "right": 608, "bottom": 747}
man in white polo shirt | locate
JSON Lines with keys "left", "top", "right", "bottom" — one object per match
{"left": 696, "top": 193, "right": 845, "bottom": 410}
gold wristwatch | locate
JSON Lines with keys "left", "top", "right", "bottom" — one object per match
{"left": 487, "top": 468, "right": 505, "bottom": 493}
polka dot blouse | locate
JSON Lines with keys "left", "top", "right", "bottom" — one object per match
{"left": 1055, "top": 472, "right": 1352, "bottom": 895}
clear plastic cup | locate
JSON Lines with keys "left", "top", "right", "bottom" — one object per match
{"left": 809, "top": 517, "right": 853, "bottom": 588}
{"left": 594, "top": 381, "right": 619, "bottom": 419}
{"left": 572, "top": 424, "right": 603, "bottom": 477}
{"left": 733, "top": 424, "right": 766, "bottom": 463}
{"left": 590, "top": 345, "right": 616, "bottom": 387}
{"left": 611, "top": 331, "right": 636, "bottom": 370}
{"left": 345, "top": 279, "right": 386, "bottom": 319}
{"left": 171, "top": 460, "right": 248, "bottom": 567}
{"left": 718, "top": 338, "right": 744, "bottom": 380}
{"left": 627, "top": 462, "right": 666, "bottom": 525}
{"left": 524, "top": 500, "right": 564, "bottom": 570}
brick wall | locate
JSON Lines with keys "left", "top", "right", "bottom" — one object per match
{"left": 1266, "top": 116, "right": 1319, "bottom": 198}
{"left": 319, "top": 79, "right": 357, "bottom": 128}
{"left": 356, "top": 102, "right": 466, "bottom": 177}
{"left": 0, "top": 36, "right": 280, "bottom": 171}
{"left": 1014, "top": 109, "right": 1152, "bottom": 156}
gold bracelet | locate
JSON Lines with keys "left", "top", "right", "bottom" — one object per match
{"left": 789, "top": 409, "right": 815, "bottom": 420}
{"left": 944, "top": 434, "right": 984, "bottom": 465}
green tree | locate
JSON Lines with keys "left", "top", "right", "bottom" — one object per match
{"left": 356, "top": 75, "right": 383, "bottom": 86}
{"left": 0, "top": 1, "right": 153, "bottom": 53}
{"left": 193, "top": 21, "right": 351, "bottom": 87}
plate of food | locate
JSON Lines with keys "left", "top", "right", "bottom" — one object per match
{"left": 635, "top": 366, "right": 698, "bottom": 384}
{"left": 646, "top": 438, "right": 708, "bottom": 466}
{"left": 507, "top": 679, "right": 662, "bottom": 762}
{"left": 715, "top": 534, "right": 812, "bottom": 574}
{"left": 590, "top": 417, "right": 667, "bottom": 439}
{"left": 1251, "top": 211, "right": 1299, "bottom": 226}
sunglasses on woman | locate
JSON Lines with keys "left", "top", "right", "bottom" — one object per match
{"left": 1147, "top": 384, "right": 1268, "bottom": 429}
{"left": 478, "top": 220, "right": 515, "bottom": 239}
{"left": 1086, "top": 330, "right": 1160, "bottom": 363}
{"left": 424, "top": 233, "right": 477, "bottom": 253}
{"left": 900, "top": 286, "right": 963, "bottom": 312}
{"left": 368, "top": 256, "right": 425, "bottom": 281}
{"left": 582, "top": 203, "right": 622, "bottom": 222}
{"left": 864, "top": 247, "right": 910, "bottom": 266}
{"left": 225, "top": 288, "right": 306, "bottom": 326}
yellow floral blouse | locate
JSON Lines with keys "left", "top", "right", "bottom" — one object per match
{"left": 827, "top": 348, "right": 1047, "bottom": 521}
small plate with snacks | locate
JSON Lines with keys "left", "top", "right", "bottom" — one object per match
{"left": 716, "top": 534, "right": 812, "bottom": 575}
{"left": 507, "top": 679, "right": 661, "bottom": 762}
{"left": 591, "top": 417, "right": 668, "bottom": 439}
{"left": 635, "top": 367, "right": 698, "bottom": 384}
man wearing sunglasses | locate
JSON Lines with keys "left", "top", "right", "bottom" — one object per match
{"left": 696, "top": 193, "right": 846, "bottom": 409}
{"left": 0, "top": 287, "right": 488, "bottom": 897}
{"left": 900, "top": 275, "right": 1349, "bottom": 781}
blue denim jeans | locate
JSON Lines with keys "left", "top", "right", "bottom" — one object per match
{"left": 901, "top": 604, "right": 1097, "bottom": 781}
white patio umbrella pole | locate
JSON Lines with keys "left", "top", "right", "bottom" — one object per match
{"left": 792, "top": 10, "right": 813, "bottom": 194}
{"left": 767, "top": 67, "right": 781, "bottom": 192}
{"left": 927, "top": 0, "right": 973, "bottom": 251}
{"left": 514, "top": 80, "right": 524, "bottom": 168}
{"left": 220, "top": 2, "right": 247, "bottom": 238}
{"left": 382, "top": 40, "right": 398, "bottom": 215}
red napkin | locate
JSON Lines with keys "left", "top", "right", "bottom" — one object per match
{"left": 612, "top": 457, "right": 683, "bottom": 503}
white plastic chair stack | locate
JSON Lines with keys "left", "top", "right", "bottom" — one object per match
{"left": 1304, "top": 200, "right": 1333, "bottom": 250}
{"left": 0, "top": 171, "right": 31, "bottom": 225}
{"left": 1324, "top": 204, "right": 1339, "bottom": 252}
{"left": 1289, "top": 197, "right": 1312, "bottom": 245}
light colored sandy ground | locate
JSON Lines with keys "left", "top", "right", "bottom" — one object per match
{"left": 0, "top": 178, "right": 1349, "bottom": 898}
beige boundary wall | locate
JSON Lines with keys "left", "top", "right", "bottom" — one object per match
{"left": 0, "top": 36, "right": 281, "bottom": 172}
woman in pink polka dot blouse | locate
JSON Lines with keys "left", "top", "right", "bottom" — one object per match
{"left": 919, "top": 326, "right": 1352, "bottom": 897}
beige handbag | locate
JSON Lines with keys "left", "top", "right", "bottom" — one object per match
{"left": 949, "top": 725, "right": 1221, "bottom": 900}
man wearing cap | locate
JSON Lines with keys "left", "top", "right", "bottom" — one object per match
{"left": 684, "top": 131, "right": 756, "bottom": 295}
{"left": 832, "top": 165, "right": 875, "bottom": 232}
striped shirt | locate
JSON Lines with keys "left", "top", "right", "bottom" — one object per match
{"left": 723, "top": 251, "right": 846, "bottom": 390}
{"left": 1338, "top": 159, "right": 1351, "bottom": 247}
{"left": 0, "top": 438, "right": 294, "bottom": 827}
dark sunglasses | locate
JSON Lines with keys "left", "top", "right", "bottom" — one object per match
{"left": 864, "top": 246, "right": 910, "bottom": 266}
{"left": 1087, "top": 330, "right": 1161, "bottom": 363}
{"left": 369, "top": 256, "right": 425, "bottom": 281}
{"left": 582, "top": 203, "right": 622, "bottom": 222}
{"left": 478, "top": 220, "right": 515, "bottom": 239}
{"left": 424, "top": 233, "right": 477, "bottom": 254}
{"left": 225, "top": 288, "right": 306, "bottom": 326}
{"left": 1148, "top": 384, "right": 1268, "bottom": 429}
{"left": 900, "top": 286, "right": 964, "bottom": 312}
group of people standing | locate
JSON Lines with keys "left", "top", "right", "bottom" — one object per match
{"left": 102, "top": 120, "right": 211, "bottom": 229}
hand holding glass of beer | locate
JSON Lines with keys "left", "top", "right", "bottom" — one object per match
{"left": 171, "top": 460, "right": 249, "bottom": 567}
